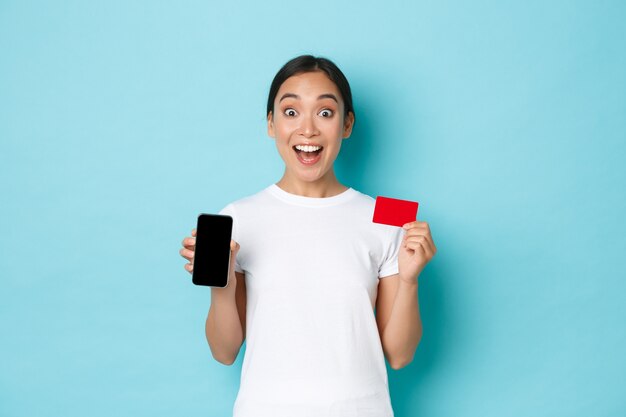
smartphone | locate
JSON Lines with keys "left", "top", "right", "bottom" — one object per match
{"left": 192, "top": 213, "right": 233, "bottom": 287}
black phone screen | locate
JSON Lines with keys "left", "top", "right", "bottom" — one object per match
{"left": 192, "top": 214, "right": 233, "bottom": 287}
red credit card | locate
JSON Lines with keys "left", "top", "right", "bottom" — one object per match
{"left": 372, "top": 196, "right": 419, "bottom": 227}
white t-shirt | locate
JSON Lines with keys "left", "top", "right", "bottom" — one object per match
{"left": 218, "top": 183, "right": 403, "bottom": 417}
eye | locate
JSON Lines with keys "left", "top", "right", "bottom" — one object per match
{"left": 284, "top": 108, "right": 298, "bottom": 117}
{"left": 318, "top": 109, "right": 334, "bottom": 117}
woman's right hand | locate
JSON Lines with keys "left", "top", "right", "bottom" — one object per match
{"left": 180, "top": 228, "right": 241, "bottom": 294}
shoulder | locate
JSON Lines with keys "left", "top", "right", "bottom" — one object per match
{"left": 344, "top": 188, "right": 376, "bottom": 212}
{"left": 219, "top": 186, "right": 273, "bottom": 215}
{"left": 349, "top": 188, "right": 403, "bottom": 239}
{"left": 351, "top": 188, "right": 376, "bottom": 205}
{"left": 346, "top": 188, "right": 382, "bottom": 223}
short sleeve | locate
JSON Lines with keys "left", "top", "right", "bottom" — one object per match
{"left": 378, "top": 226, "right": 404, "bottom": 278}
{"left": 218, "top": 203, "right": 244, "bottom": 273}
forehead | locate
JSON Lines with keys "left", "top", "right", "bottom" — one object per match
{"left": 276, "top": 71, "right": 342, "bottom": 101}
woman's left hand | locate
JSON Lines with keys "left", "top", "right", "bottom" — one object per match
{"left": 398, "top": 220, "right": 437, "bottom": 283}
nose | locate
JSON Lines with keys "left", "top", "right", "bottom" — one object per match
{"left": 299, "top": 114, "right": 319, "bottom": 138}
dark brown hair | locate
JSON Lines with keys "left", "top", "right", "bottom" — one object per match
{"left": 266, "top": 55, "right": 355, "bottom": 124}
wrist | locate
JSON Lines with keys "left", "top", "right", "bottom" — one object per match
{"left": 211, "top": 285, "right": 237, "bottom": 302}
{"left": 398, "top": 274, "right": 419, "bottom": 288}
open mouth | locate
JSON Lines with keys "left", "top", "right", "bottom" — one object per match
{"left": 293, "top": 145, "right": 323, "bottom": 165}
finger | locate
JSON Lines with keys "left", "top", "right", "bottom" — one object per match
{"left": 182, "top": 236, "right": 196, "bottom": 248}
{"left": 404, "top": 227, "right": 435, "bottom": 253}
{"left": 409, "top": 239, "right": 435, "bottom": 258}
{"left": 403, "top": 236, "right": 428, "bottom": 253}
{"left": 404, "top": 236, "right": 425, "bottom": 244}
{"left": 423, "top": 233, "right": 436, "bottom": 255}
{"left": 412, "top": 228, "right": 435, "bottom": 254}
{"left": 180, "top": 248, "right": 195, "bottom": 260}
{"left": 402, "top": 220, "right": 427, "bottom": 230}
{"left": 403, "top": 233, "right": 427, "bottom": 246}
{"left": 404, "top": 232, "right": 435, "bottom": 249}
{"left": 404, "top": 228, "right": 427, "bottom": 238}
{"left": 423, "top": 240, "right": 434, "bottom": 258}
{"left": 407, "top": 241, "right": 433, "bottom": 262}
{"left": 192, "top": 228, "right": 197, "bottom": 237}
{"left": 184, "top": 262, "right": 193, "bottom": 272}
{"left": 402, "top": 221, "right": 430, "bottom": 231}
{"left": 405, "top": 241, "right": 429, "bottom": 256}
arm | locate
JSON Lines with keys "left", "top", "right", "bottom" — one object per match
{"left": 376, "top": 220, "right": 436, "bottom": 369}
{"left": 205, "top": 271, "right": 247, "bottom": 365}
{"left": 375, "top": 274, "right": 422, "bottom": 370}
{"left": 181, "top": 231, "right": 247, "bottom": 365}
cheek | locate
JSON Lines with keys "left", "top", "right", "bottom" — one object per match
{"left": 326, "top": 123, "right": 344, "bottom": 140}
{"left": 274, "top": 120, "right": 297, "bottom": 137}
{"left": 326, "top": 118, "right": 345, "bottom": 133}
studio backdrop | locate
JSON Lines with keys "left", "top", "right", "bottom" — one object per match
{"left": 1, "top": 1, "right": 624, "bottom": 416}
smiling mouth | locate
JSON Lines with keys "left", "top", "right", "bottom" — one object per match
{"left": 293, "top": 145, "right": 323, "bottom": 164}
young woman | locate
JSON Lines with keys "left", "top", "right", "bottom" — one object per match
{"left": 179, "top": 55, "right": 437, "bottom": 417}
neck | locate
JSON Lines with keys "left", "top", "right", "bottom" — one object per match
{"left": 275, "top": 170, "right": 348, "bottom": 198}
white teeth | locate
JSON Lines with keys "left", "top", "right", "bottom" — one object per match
{"left": 295, "top": 144, "right": 322, "bottom": 152}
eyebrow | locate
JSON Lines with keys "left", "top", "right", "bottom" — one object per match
{"left": 279, "top": 93, "right": 338, "bottom": 103}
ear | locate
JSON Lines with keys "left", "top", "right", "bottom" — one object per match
{"left": 342, "top": 111, "right": 355, "bottom": 139}
{"left": 267, "top": 111, "right": 275, "bottom": 138}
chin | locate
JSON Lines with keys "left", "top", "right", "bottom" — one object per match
{"left": 295, "top": 172, "right": 323, "bottom": 182}
{"left": 285, "top": 164, "right": 321, "bottom": 179}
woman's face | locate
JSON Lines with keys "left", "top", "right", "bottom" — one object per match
{"left": 268, "top": 71, "right": 354, "bottom": 185}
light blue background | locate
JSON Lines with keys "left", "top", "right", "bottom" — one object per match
{"left": 1, "top": 1, "right": 625, "bottom": 416}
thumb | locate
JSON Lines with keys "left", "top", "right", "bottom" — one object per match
{"left": 229, "top": 240, "right": 240, "bottom": 277}
{"left": 230, "top": 239, "right": 240, "bottom": 256}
